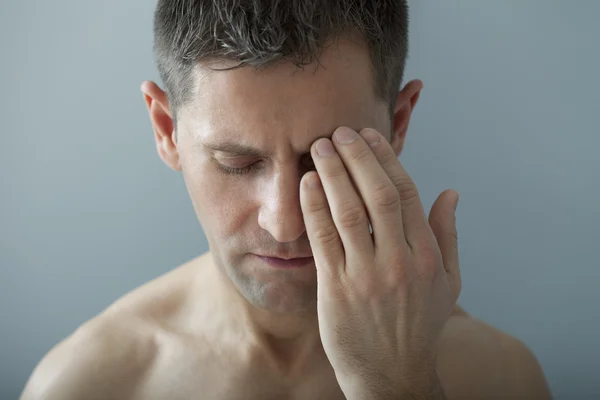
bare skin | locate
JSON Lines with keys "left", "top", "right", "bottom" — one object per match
{"left": 21, "top": 253, "right": 549, "bottom": 400}
{"left": 21, "top": 37, "right": 551, "bottom": 399}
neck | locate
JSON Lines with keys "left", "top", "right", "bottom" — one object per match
{"left": 207, "top": 253, "right": 329, "bottom": 376}
{"left": 243, "top": 307, "right": 325, "bottom": 375}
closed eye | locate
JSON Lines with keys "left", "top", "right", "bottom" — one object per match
{"left": 217, "top": 161, "right": 261, "bottom": 175}
{"left": 217, "top": 154, "right": 314, "bottom": 176}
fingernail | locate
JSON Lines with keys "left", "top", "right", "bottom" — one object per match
{"left": 316, "top": 139, "right": 336, "bottom": 157}
{"left": 333, "top": 127, "right": 358, "bottom": 144}
{"left": 360, "top": 129, "right": 380, "bottom": 147}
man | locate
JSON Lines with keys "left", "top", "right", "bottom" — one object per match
{"left": 21, "top": 1, "right": 552, "bottom": 399}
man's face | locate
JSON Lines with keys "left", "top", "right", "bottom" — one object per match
{"left": 173, "top": 39, "right": 394, "bottom": 313}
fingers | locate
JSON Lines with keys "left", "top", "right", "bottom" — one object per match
{"left": 308, "top": 138, "right": 375, "bottom": 266}
{"left": 329, "top": 127, "right": 407, "bottom": 253}
{"left": 429, "top": 190, "right": 462, "bottom": 301}
{"left": 303, "top": 125, "right": 445, "bottom": 277}
{"left": 300, "top": 171, "right": 346, "bottom": 277}
{"left": 356, "top": 128, "right": 435, "bottom": 251}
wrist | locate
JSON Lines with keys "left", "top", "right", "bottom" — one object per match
{"left": 339, "top": 369, "right": 447, "bottom": 400}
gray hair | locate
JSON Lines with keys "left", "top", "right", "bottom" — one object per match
{"left": 153, "top": 0, "right": 409, "bottom": 123}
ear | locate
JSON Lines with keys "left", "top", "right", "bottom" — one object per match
{"left": 390, "top": 79, "right": 423, "bottom": 156}
{"left": 141, "top": 80, "right": 181, "bottom": 171}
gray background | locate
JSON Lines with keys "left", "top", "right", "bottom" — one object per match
{"left": 1, "top": 1, "right": 599, "bottom": 399}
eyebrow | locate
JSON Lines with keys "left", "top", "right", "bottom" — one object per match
{"left": 198, "top": 130, "right": 339, "bottom": 157}
{"left": 201, "top": 141, "right": 268, "bottom": 157}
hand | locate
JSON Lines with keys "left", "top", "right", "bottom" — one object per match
{"left": 299, "top": 126, "right": 460, "bottom": 399}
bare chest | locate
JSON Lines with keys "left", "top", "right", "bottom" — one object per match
{"left": 133, "top": 336, "right": 346, "bottom": 400}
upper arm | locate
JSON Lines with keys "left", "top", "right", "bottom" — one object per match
{"left": 499, "top": 334, "right": 552, "bottom": 399}
{"left": 20, "top": 315, "right": 157, "bottom": 400}
{"left": 436, "top": 316, "right": 552, "bottom": 400}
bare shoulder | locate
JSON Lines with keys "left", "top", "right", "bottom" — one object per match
{"left": 436, "top": 308, "right": 552, "bottom": 400}
{"left": 20, "top": 255, "right": 208, "bottom": 400}
{"left": 102, "top": 254, "right": 205, "bottom": 318}
{"left": 20, "top": 312, "right": 158, "bottom": 400}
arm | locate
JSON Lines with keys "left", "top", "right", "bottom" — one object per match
{"left": 496, "top": 333, "right": 552, "bottom": 399}
{"left": 20, "top": 315, "right": 155, "bottom": 400}
{"left": 436, "top": 315, "right": 552, "bottom": 400}
{"left": 350, "top": 315, "right": 552, "bottom": 400}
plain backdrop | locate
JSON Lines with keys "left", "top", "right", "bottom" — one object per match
{"left": 2, "top": 1, "right": 599, "bottom": 399}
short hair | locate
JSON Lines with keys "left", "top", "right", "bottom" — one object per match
{"left": 153, "top": 0, "right": 409, "bottom": 123}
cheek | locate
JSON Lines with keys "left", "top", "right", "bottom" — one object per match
{"left": 183, "top": 164, "right": 256, "bottom": 235}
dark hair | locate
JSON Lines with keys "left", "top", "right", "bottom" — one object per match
{"left": 153, "top": 0, "right": 409, "bottom": 123}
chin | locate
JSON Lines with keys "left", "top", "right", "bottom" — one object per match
{"left": 215, "top": 250, "right": 317, "bottom": 311}
{"left": 239, "top": 274, "right": 318, "bottom": 313}
{"left": 270, "top": 287, "right": 317, "bottom": 313}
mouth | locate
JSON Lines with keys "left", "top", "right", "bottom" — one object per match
{"left": 253, "top": 254, "right": 314, "bottom": 269}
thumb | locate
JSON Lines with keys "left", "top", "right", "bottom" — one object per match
{"left": 428, "top": 189, "right": 461, "bottom": 302}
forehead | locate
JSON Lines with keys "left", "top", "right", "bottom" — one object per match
{"left": 179, "top": 38, "right": 389, "bottom": 150}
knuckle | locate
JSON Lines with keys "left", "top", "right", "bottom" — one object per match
{"left": 421, "top": 262, "right": 437, "bottom": 280}
{"left": 337, "top": 204, "right": 368, "bottom": 229}
{"left": 385, "top": 255, "right": 411, "bottom": 287}
{"left": 359, "top": 281, "right": 378, "bottom": 299}
{"left": 391, "top": 175, "right": 420, "bottom": 205}
{"left": 313, "top": 223, "right": 340, "bottom": 245}
{"left": 322, "top": 163, "right": 347, "bottom": 179}
{"left": 385, "top": 269, "right": 407, "bottom": 290}
{"left": 305, "top": 197, "right": 330, "bottom": 214}
{"left": 378, "top": 148, "right": 398, "bottom": 165}
{"left": 418, "top": 251, "right": 442, "bottom": 280}
{"left": 348, "top": 274, "right": 376, "bottom": 298}
{"left": 372, "top": 183, "right": 401, "bottom": 212}
{"left": 350, "top": 146, "right": 373, "bottom": 163}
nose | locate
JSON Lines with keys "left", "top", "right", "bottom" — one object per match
{"left": 258, "top": 171, "right": 307, "bottom": 243}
